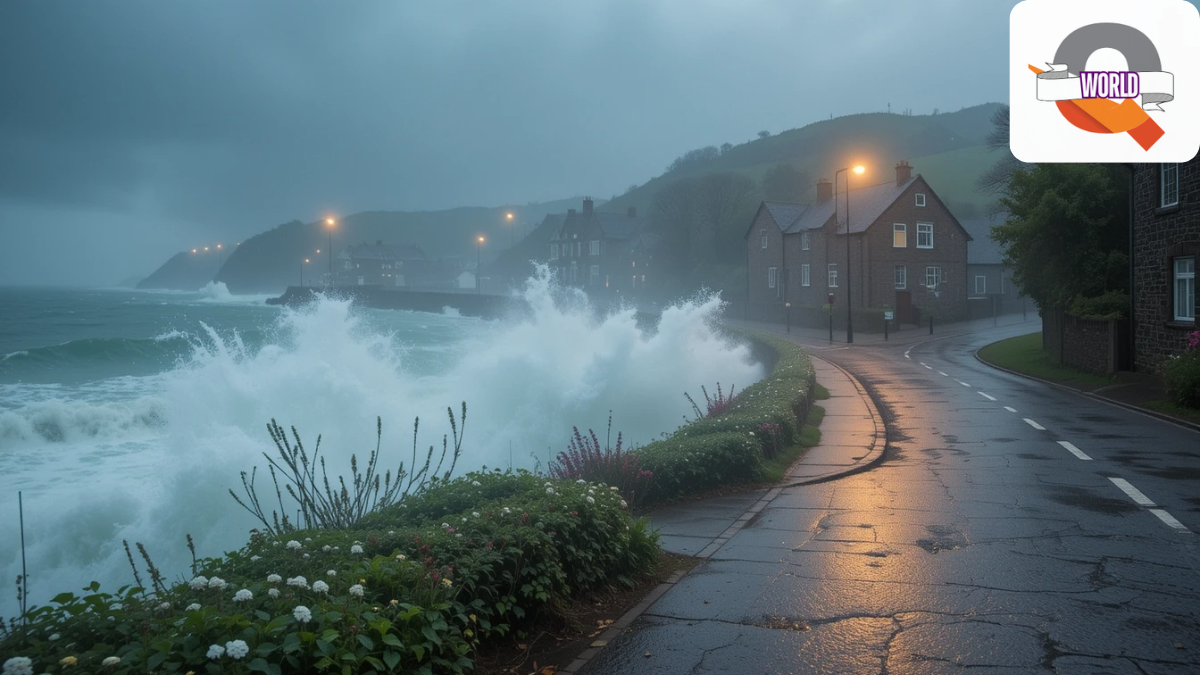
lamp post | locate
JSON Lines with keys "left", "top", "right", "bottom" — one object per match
{"left": 785, "top": 302, "right": 791, "bottom": 333}
{"left": 835, "top": 165, "right": 866, "bottom": 344}
{"left": 302, "top": 258, "right": 309, "bottom": 287}
{"left": 325, "top": 218, "right": 336, "bottom": 287}
{"left": 476, "top": 236, "right": 485, "bottom": 294}
{"left": 506, "top": 212, "right": 515, "bottom": 248}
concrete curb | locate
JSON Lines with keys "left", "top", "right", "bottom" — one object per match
{"left": 972, "top": 349, "right": 1200, "bottom": 435}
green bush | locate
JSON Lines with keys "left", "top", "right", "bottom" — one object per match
{"left": 0, "top": 472, "right": 658, "bottom": 675}
{"left": 1068, "top": 291, "right": 1129, "bottom": 320}
{"left": 1164, "top": 350, "right": 1200, "bottom": 409}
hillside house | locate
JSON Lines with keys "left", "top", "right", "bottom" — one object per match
{"left": 1132, "top": 159, "right": 1198, "bottom": 373}
{"left": 745, "top": 161, "right": 971, "bottom": 326}
{"left": 336, "top": 240, "right": 428, "bottom": 287}
{"left": 549, "top": 198, "right": 657, "bottom": 295}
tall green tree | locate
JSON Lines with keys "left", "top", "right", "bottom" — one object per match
{"left": 761, "top": 163, "right": 812, "bottom": 203}
{"left": 992, "top": 163, "right": 1129, "bottom": 312}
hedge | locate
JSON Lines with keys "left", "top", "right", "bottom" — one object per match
{"left": 634, "top": 331, "right": 816, "bottom": 504}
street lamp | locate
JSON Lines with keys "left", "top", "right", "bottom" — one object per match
{"left": 302, "top": 258, "right": 309, "bottom": 287}
{"left": 476, "top": 236, "right": 485, "bottom": 294}
{"left": 325, "top": 218, "right": 336, "bottom": 287}
{"left": 835, "top": 165, "right": 866, "bottom": 344}
{"left": 505, "top": 212, "right": 515, "bottom": 248}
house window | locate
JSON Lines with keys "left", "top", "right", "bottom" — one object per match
{"left": 894, "top": 265, "right": 907, "bottom": 289}
{"left": 802, "top": 232, "right": 810, "bottom": 250}
{"left": 1162, "top": 164, "right": 1179, "bottom": 207}
{"left": 589, "top": 240, "right": 600, "bottom": 256}
{"left": 1176, "top": 256, "right": 1195, "bottom": 321}
{"left": 590, "top": 265, "right": 600, "bottom": 286}
{"left": 925, "top": 266, "right": 942, "bottom": 289}
{"left": 768, "top": 266, "right": 777, "bottom": 289}
{"left": 576, "top": 242, "right": 582, "bottom": 257}
{"left": 915, "top": 193, "right": 926, "bottom": 207}
{"left": 917, "top": 222, "right": 933, "bottom": 249}
{"left": 801, "top": 264, "right": 811, "bottom": 287}
{"left": 828, "top": 264, "right": 838, "bottom": 288}
{"left": 761, "top": 230, "right": 768, "bottom": 249}
{"left": 975, "top": 275, "right": 987, "bottom": 295}
{"left": 550, "top": 244, "right": 558, "bottom": 260}
{"left": 893, "top": 223, "right": 907, "bottom": 248}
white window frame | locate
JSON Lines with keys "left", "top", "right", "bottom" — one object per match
{"left": 761, "top": 230, "right": 768, "bottom": 249}
{"left": 589, "top": 240, "right": 600, "bottom": 256}
{"left": 590, "top": 264, "right": 600, "bottom": 285}
{"left": 893, "top": 223, "right": 907, "bottom": 248}
{"left": 828, "top": 263, "right": 838, "bottom": 288}
{"left": 550, "top": 243, "right": 558, "bottom": 260}
{"left": 975, "top": 275, "right": 987, "bottom": 295}
{"left": 917, "top": 222, "right": 934, "bottom": 249}
{"left": 768, "top": 266, "right": 777, "bottom": 289}
{"left": 801, "top": 263, "right": 811, "bottom": 287}
{"left": 925, "top": 265, "right": 942, "bottom": 289}
{"left": 894, "top": 264, "right": 907, "bottom": 290}
{"left": 1162, "top": 163, "right": 1179, "bottom": 208}
{"left": 1175, "top": 256, "right": 1195, "bottom": 321}
{"left": 802, "top": 231, "right": 811, "bottom": 250}
{"left": 915, "top": 193, "right": 926, "bottom": 207}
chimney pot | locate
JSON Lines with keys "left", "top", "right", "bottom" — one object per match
{"left": 895, "top": 161, "right": 913, "bottom": 186}
{"left": 816, "top": 178, "right": 833, "bottom": 203}
{"left": 583, "top": 197, "right": 594, "bottom": 217}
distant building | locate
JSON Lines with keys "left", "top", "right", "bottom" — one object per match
{"left": 746, "top": 160, "right": 972, "bottom": 325}
{"left": 960, "top": 214, "right": 1019, "bottom": 300}
{"left": 549, "top": 198, "right": 657, "bottom": 295}
{"left": 336, "top": 240, "right": 427, "bottom": 287}
{"left": 1132, "top": 159, "right": 1198, "bottom": 373}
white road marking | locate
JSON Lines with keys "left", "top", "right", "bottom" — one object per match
{"left": 1056, "top": 441, "right": 1092, "bottom": 461}
{"left": 923, "top": 364, "right": 932, "bottom": 370}
{"left": 937, "top": 370, "right": 948, "bottom": 377}
{"left": 1108, "top": 477, "right": 1156, "bottom": 507}
{"left": 1004, "top": 406, "right": 1018, "bottom": 413}
{"left": 1023, "top": 418, "right": 1046, "bottom": 430}
{"left": 978, "top": 392, "right": 997, "bottom": 401}
{"left": 904, "top": 350, "right": 912, "bottom": 359}
{"left": 956, "top": 380, "right": 971, "bottom": 387}
{"left": 1148, "top": 509, "right": 1192, "bottom": 533}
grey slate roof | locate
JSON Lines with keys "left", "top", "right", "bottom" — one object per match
{"left": 762, "top": 202, "right": 811, "bottom": 231}
{"left": 783, "top": 177, "right": 920, "bottom": 234}
{"left": 961, "top": 215, "right": 1008, "bottom": 265}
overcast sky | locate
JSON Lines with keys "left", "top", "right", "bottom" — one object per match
{"left": 0, "top": 0, "right": 1130, "bottom": 286}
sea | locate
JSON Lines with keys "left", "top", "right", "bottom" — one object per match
{"left": 0, "top": 273, "right": 761, "bottom": 617}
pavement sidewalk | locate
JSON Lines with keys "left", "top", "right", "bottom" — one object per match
{"left": 561, "top": 355, "right": 887, "bottom": 674}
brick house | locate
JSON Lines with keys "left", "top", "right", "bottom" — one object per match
{"left": 549, "top": 197, "right": 656, "bottom": 296}
{"left": 335, "top": 240, "right": 427, "bottom": 287}
{"left": 745, "top": 161, "right": 971, "bottom": 326}
{"left": 1132, "top": 158, "right": 1198, "bottom": 373}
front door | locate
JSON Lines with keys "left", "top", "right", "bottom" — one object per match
{"left": 896, "top": 291, "right": 913, "bottom": 324}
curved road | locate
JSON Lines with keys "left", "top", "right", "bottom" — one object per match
{"left": 583, "top": 323, "right": 1200, "bottom": 674}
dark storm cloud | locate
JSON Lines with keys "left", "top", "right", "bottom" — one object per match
{"left": 1, "top": 1, "right": 1045, "bottom": 285}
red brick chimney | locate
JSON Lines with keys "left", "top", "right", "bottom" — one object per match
{"left": 583, "top": 197, "right": 594, "bottom": 217}
{"left": 816, "top": 178, "right": 833, "bottom": 203}
{"left": 895, "top": 160, "right": 913, "bottom": 185}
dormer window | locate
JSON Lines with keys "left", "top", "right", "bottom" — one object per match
{"left": 915, "top": 193, "right": 926, "bottom": 207}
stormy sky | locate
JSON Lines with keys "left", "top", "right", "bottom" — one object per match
{"left": 0, "top": 0, "right": 1149, "bottom": 287}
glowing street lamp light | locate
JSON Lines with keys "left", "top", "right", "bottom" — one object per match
{"left": 325, "top": 218, "right": 336, "bottom": 287}
{"left": 835, "top": 164, "right": 866, "bottom": 344}
{"left": 302, "top": 258, "right": 310, "bottom": 287}
{"left": 505, "top": 212, "right": 515, "bottom": 248}
{"left": 476, "top": 236, "right": 485, "bottom": 294}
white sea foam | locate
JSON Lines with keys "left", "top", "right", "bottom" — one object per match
{"left": 195, "top": 281, "right": 275, "bottom": 305}
{"left": 0, "top": 270, "right": 760, "bottom": 615}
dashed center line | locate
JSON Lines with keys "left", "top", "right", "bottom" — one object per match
{"left": 1056, "top": 441, "right": 1092, "bottom": 461}
{"left": 937, "top": 370, "right": 948, "bottom": 377}
{"left": 923, "top": 364, "right": 932, "bottom": 370}
{"left": 1109, "top": 477, "right": 1155, "bottom": 507}
{"left": 1004, "top": 406, "right": 1018, "bottom": 413}
{"left": 956, "top": 380, "right": 971, "bottom": 387}
{"left": 1149, "top": 509, "right": 1192, "bottom": 533}
{"left": 1023, "top": 418, "right": 1046, "bottom": 430}
{"left": 978, "top": 392, "right": 997, "bottom": 401}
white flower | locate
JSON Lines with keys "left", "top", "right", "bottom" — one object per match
{"left": 312, "top": 580, "right": 330, "bottom": 594}
{"left": 286, "top": 540, "right": 302, "bottom": 550}
{"left": 471, "top": 480, "right": 482, "bottom": 486}
{"left": 586, "top": 496, "right": 595, "bottom": 504}
{"left": 388, "top": 530, "right": 395, "bottom": 535}
{"left": 110, "top": 603, "right": 122, "bottom": 610}
{"left": 303, "top": 553, "right": 310, "bottom": 559}
{"left": 576, "top": 479, "right": 586, "bottom": 484}
{"left": 304, "top": 537, "right": 312, "bottom": 542}
{"left": 546, "top": 487, "right": 555, "bottom": 495}
{"left": 206, "top": 644, "right": 225, "bottom": 659}
{"left": 225, "top": 639, "right": 250, "bottom": 660}
{"left": 327, "top": 569, "right": 337, "bottom": 577}
{"left": 396, "top": 554, "right": 407, "bottom": 561}
{"left": 441, "top": 522, "right": 450, "bottom": 528}
{"left": 621, "top": 500, "right": 628, "bottom": 508}
{"left": 609, "top": 486, "right": 619, "bottom": 491}
{"left": 267, "top": 573, "right": 282, "bottom": 584}
{"left": 293, "top": 605, "right": 313, "bottom": 623}
{"left": 158, "top": 601, "right": 171, "bottom": 611}
{"left": 189, "top": 576, "right": 209, "bottom": 591}
{"left": 48, "top": 633, "right": 60, "bottom": 641}
{"left": 208, "top": 577, "right": 227, "bottom": 590}
{"left": 233, "top": 589, "right": 254, "bottom": 602}
{"left": 186, "top": 603, "right": 202, "bottom": 611}
{"left": 333, "top": 546, "right": 340, "bottom": 551}
{"left": 4, "top": 657, "right": 33, "bottom": 675}
{"left": 472, "top": 512, "right": 480, "bottom": 518}
{"left": 272, "top": 540, "right": 280, "bottom": 546}
{"left": 267, "top": 588, "right": 280, "bottom": 599}
{"left": 322, "top": 545, "right": 332, "bottom": 552}
{"left": 349, "top": 584, "right": 365, "bottom": 597}
{"left": 102, "top": 656, "right": 121, "bottom": 667}
{"left": 350, "top": 544, "right": 364, "bottom": 554}
{"left": 461, "top": 517, "right": 467, "bottom": 523}
{"left": 286, "top": 576, "right": 308, "bottom": 589}
{"left": 250, "top": 555, "right": 261, "bottom": 561}
{"left": 455, "top": 533, "right": 462, "bottom": 538}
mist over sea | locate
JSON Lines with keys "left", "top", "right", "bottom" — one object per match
{"left": 0, "top": 276, "right": 761, "bottom": 617}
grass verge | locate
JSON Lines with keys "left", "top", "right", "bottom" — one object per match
{"left": 977, "top": 332, "right": 1116, "bottom": 390}
{"left": 1142, "top": 399, "right": 1200, "bottom": 426}
{"left": 760, "top": 405, "right": 824, "bottom": 483}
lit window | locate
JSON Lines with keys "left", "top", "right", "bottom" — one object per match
{"left": 894, "top": 265, "right": 906, "bottom": 289}
{"left": 1176, "top": 256, "right": 1195, "bottom": 321}
{"left": 893, "top": 223, "right": 906, "bottom": 248}
{"left": 1162, "top": 164, "right": 1179, "bottom": 207}
{"left": 802, "top": 232, "right": 810, "bottom": 250}
{"left": 925, "top": 266, "right": 942, "bottom": 289}
{"left": 917, "top": 222, "right": 933, "bottom": 249}
{"left": 915, "top": 193, "right": 926, "bottom": 207}
{"left": 828, "top": 264, "right": 838, "bottom": 288}
{"left": 801, "top": 263, "right": 810, "bottom": 287}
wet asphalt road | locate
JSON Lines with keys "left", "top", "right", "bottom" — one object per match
{"left": 582, "top": 324, "right": 1200, "bottom": 674}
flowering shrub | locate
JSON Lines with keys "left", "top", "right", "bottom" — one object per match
{"left": 685, "top": 382, "right": 738, "bottom": 419}
{"left": 549, "top": 418, "right": 653, "bottom": 510}
{"left": 0, "top": 472, "right": 657, "bottom": 674}
{"left": 1164, "top": 330, "right": 1200, "bottom": 409}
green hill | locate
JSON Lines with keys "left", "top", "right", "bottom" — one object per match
{"left": 136, "top": 250, "right": 224, "bottom": 291}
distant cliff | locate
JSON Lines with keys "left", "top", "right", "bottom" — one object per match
{"left": 136, "top": 250, "right": 223, "bottom": 291}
